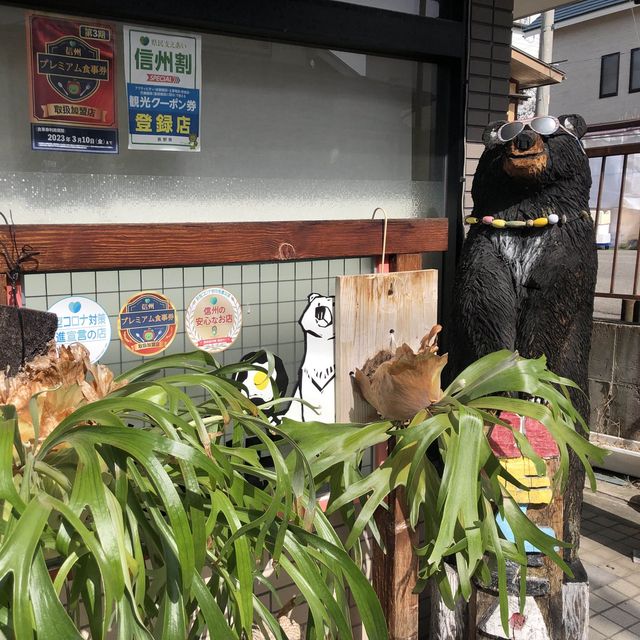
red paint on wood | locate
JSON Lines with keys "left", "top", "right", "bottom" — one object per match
{"left": 489, "top": 412, "right": 560, "bottom": 459}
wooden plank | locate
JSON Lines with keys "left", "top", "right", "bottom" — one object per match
{"left": 335, "top": 265, "right": 437, "bottom": 640}
{"left": 391, "top": 254, "right": 423, "bottom": 272}
{"left": 334, "top": 269, "right": 438, "bottom": 424}
{"left": 0, "top": 219, "right": 448, "bottom": 273}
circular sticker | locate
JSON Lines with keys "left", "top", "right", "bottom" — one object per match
{"left": 118, "top": 291, "right": 177, "bottom": 356}
{"left": 48, "top": 296, "right": 111, "bottom": 363}
{"left": 186, "top": 287, "right": 242, "bottom": 353}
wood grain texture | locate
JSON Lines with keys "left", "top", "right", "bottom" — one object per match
{"left": 0, "top": 219, "right": 448, "bottom": 273}
{"left": 334, "top": 269, "right": 438, "bottom": 424}
{"left": 335, "top": 262, "right": 437, "bottom": 640}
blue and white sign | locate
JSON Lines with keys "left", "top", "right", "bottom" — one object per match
{"left": 124, "top": 26, "right": 201, "bottom": 151}
{"left": 48, "top": 296, "right": 111, "bottom": 363}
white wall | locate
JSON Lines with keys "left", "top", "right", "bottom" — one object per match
{"left": 550, "top": 9, "right": 640, "bottom": 125}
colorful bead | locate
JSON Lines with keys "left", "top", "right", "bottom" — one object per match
{"left": 482, "top": 216, "right": 494, "bottom": 225}
{"left": 465, "top": 216, "right": 478, "bottom": 225}
{"left": 533, "top": 218, "right": 549, "bottom": 227}
{"left": 491, "top": 219, "right": 506, "bottom": 228}
{"left": 506, "top": 220, "right": 526, "bottom": 228}
{"left": 526, "top": 220, "right": 535, "bottom": 227}
{"left": 548, "top": 213, "right": 559, "bottom": 225}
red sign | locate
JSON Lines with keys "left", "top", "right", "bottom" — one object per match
{"left": 27, "top": 14, "right": 116, "bottom": 129}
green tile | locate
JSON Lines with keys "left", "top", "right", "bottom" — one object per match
{"left": 312, "top": 260, "right": 329, "bottom": 278}
{"left": 183, "top": 267, "right": 204, "bottom": 287}
{"left": 71, "top": 271, "right": 96, "bottom": 294}
{"left": 242, "top": 264, "right": 260, "bottom": 282}
{"left": 163, "top": 268, "right": 183, "bottom": 288}
{"left": 96, "top": 270, "right": 119, "bottom": 293}
{"left": 295, "top": 261, "right": 312, "bottom": 279}
{"left": 223, "top": 265, "right": 242, "bottom": 284}
{"left": 204, "top": 266, "right": 222, "bottom": 286}
{"left": 261, "top": 282, "right": 278, "bottom": 304}
{"left": 242, "top": 283, "right": 260, "bottom": 305}
{"left": 141, "top": 268, "right": 163, "bottom": 290}
{"left": 119, "top": 270, "right": 142, "bottom": 290}
{"left": 24, "top": 273, "right": 46, "bottom": 297}
{"left": 46, "top": 272, "right": 71, "bottom": 296}
{"left": 260, "top": 263, "right": 278, "bottom": 282}
{"left": 278, "top": 263, "right": 295, "bottom": 280}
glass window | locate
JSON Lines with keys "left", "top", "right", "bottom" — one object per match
{"left": 630, "top": 48, "right": 640, "bottom": 93}
{"left": 0, "top": 5, "right": 449, "bottom": 225}
{"left": 599, "top": 52, "right": 620, "bottom": 98}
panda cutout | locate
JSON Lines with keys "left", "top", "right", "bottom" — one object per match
{"left": 283, "top": 293, "right": 335, "bottom": 423}
{"left": 233, "top": 350, "right": 289, "bottom": 425}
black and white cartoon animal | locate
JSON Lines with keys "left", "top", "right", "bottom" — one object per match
{"left": 450, "top": 114, "right": 597, "bottom": 560}
{"left": 284, "top": 293, "right": 335, "bottom": 423}
{"left": 233, "top": 350, "right": 289, "bottom": 424}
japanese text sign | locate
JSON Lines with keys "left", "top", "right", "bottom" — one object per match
{"left": 48, "top": 297, "right": 111, "bottom": 363}
{"left": 118, "top": 292, "right": 178, "bottom": 356}
{"left": 186, "top": 288, "right": 242, "bottom": 353}
{"left": 124, "top": 26, "right": 201, "bottom": 151}
{"left": 27, "top": 13, "right": 118, "bottom": 153}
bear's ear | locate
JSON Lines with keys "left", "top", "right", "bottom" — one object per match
{"left": 482, "top": 120, "right": 507, "bottom": 147}
{"left": 558, "top": 114, "right": 587, "bottom": 139}
{"left": 308, "top": 292, "right": 321, "bottom": 302}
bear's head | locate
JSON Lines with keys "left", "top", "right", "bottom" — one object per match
{"left": 473, "top": 114, "right": 591, "bottom": 215}
{"left": 299, "top": 293, "right": 334, "bottom": 341}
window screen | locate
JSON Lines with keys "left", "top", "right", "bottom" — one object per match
{"left": 600, "top": 52, "right": 620, "bottom": 98}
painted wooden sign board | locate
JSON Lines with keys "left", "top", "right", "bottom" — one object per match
{"left": 334, "top": 269, "right": 438, "bottom": 424}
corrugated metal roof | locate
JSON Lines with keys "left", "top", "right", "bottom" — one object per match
{"left": 523, "top": 0, "right": 630, "bottom": 30}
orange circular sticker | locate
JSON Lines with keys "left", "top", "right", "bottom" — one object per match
{"left": 118, "top": 291, "right": 178, "bottom": 356}
{"left": 186, "top": 287, "right": 241, "bottom": 353}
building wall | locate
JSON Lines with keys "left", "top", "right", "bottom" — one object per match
{"left": 589, "top": 321, "right": 640, "bottom": 441}
{"left": 464, "top": 0, "right": 514, "bottom": 218}
{"left": 550, "top": 9, "right": 640, "bottom": 124}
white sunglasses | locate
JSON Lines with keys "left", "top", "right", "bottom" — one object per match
{"left": 497, "top": 116, "right": 583, "bottom": 151}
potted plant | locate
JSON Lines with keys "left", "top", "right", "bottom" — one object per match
{"left": 279, "top": 344, "right": 607, "bottom": 634}
{"left": 0, "top": 344, "right": 386, "bottom": 640}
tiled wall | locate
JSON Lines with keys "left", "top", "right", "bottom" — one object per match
{"left": 24, "top": 258, "right": 373, "bottom": 393}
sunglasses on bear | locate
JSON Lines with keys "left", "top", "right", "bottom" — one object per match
{"left": 497, "top": 115, "right": 579, "bottom": 143}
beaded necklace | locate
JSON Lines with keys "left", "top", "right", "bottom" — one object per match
{"left": 464, "top": 211, "right": 591, "bottom": 230}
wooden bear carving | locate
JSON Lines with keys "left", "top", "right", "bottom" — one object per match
{"left": 450, "top": 114, "right": 597, "bottom": 562}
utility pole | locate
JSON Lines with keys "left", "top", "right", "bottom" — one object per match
{"left": 536, "top": 10, "right": 555, "bottom": 116}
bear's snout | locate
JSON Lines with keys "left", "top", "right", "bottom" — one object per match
{"left": 514, "top": 130, "right": 537, "bottom": 152}
{"left": 314, "top": 305, "right": 333, "bottom": 328}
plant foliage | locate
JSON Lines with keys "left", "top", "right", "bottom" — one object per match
{"left": 280, "top": 350, "right": 607, "bottom": 633}
{"left": 0, "top": 351, "right": 387, "bottom": 640}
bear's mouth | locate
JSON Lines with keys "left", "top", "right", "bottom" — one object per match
{"left": 314, "top": 305, "right": 333, "bottom": 328}
{"left": 507, "top": 150, "right": 544, "bottom": 159}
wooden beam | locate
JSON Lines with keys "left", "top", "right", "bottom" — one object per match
{"left": 373, "top": 253, "right": 425, "bottom": 640}
{"left": 0, "top": 219, "right": 448, "bottom": 273}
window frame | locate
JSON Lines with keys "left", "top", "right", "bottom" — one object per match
{"left": 630, "top": 47, "right": 640, "bottom": 94}
{"left": 599, "top": 52, "right": 620, "bottom": 98}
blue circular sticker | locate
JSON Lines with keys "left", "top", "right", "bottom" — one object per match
{"left": 48, "top": 296, "right": 111, "bottom": 363}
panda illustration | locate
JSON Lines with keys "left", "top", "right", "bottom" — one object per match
{"left": 233, "top": 350, "right": 289, "bottom": 424}
{"left": 283, "top": 293, "right": 335, "bottom": 423}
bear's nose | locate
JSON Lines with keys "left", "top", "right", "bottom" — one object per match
{"left": 514, "top": 130, "right": 537, "bottom": 152}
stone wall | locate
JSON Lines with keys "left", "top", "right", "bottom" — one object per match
{"left": 589, "top": 321, "right": 640, "bottom": 440}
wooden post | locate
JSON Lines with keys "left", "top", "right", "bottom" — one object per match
{"left": 335, "top": 254, "right": 434, "bottom": 640}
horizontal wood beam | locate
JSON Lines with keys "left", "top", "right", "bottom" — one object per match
{"left": 1, "top": 219, "right": 448, "bottom": 273}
